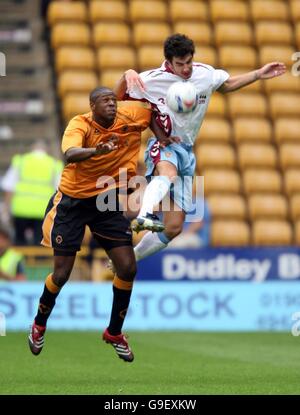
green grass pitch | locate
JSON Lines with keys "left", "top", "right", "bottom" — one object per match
{"left": 1, "top": 331, "right": 300, "bottom": 395}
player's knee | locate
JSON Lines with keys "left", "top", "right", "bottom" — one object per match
{"left": 52, "top": 270, "right": 71, "bottom": 287}
{"left": 164, "top": 223, "right": 183, "bottom": 240}
{"left": 53, "top": 260, "right": 74, "bottom": 287}
{"left": 116, "top": 261, "right": 137, "bottom": 282}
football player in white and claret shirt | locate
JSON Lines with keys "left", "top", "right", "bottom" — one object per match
{"left": 114, "top": 33, "right": 286, "bottom": 262}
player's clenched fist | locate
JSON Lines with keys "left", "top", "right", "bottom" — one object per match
{"left": 95, "top": 140, "right": 118, "bottom": 155}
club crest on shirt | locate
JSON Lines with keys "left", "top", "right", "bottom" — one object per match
{"left": 56, "top": 235, "right": 63, "bottom": 244}
{"left": 198, "top": 95, "right": 207, "bottom": 104}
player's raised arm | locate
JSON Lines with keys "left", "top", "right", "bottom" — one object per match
{"left": 218, "top": 61, "right": 286, "bottom": 94}
{"left": 114, "top": 69, "right": 146, "bottom": 100}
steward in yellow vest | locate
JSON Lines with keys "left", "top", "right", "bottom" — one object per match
{"left": 1, "top": 141, "right": 63, "bottom": 245}
{"left": 11, "top": 151, "right": 63, "bottom": 220}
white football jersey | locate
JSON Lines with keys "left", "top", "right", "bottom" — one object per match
{"left": 128, "top": 61, "right": 229, "bottom": 146}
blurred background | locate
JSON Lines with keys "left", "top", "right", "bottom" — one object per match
{"left": 0, "top": 0, "right": 300, "bottom": 332}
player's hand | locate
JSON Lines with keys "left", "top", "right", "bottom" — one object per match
{"left": 257, "top": 62, "right": 286, "bottom": 79}
{"left": 159, "top": 136, "right": 181, "bottom": 148}
{"left": 95, "top": 140, "right": 118, "bottom": 155}
{"left": 125, "top": 69, "right": 146, "bottom": 92}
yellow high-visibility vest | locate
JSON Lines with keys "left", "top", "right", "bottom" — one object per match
{"left": 11, "top": 152, "right": 63, "bottom": 219}
{"left": 0, "top": 248, "right": 23, "bottom": 279}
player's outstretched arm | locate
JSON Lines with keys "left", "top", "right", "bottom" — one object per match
{"left": 218, "top": 61, "right": 286, "bottom": 94}
{"left": 65, "top": 141, "right": 118, "bottom": 163}
{"left": 114, "top": 69, "right": 145, "bottom": 100}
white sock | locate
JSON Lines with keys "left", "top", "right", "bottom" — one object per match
{"left": 139, "top": 176, "right": 171, "bottom": 217}
{"left": 134, "top": 232, "right": 170, "bottom": 261}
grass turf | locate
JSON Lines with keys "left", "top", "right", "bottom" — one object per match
{"left": 0, "top": 331, "right": 299, "bottom": 395}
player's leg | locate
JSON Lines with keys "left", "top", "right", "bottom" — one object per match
{"left": 134, "top": 201, "right": 186, "bottom": 261}
{"left": 29, "top": 191, "right": 86, "bottom": 355}
{"left": 106, "top": 245, "right": 135, "bottom": 324}
{"left": 133, "top": 157, "right": 193, "bottom": 260}
{"left": 102, "top": 245, "right": 136, "bottom": 362}
{"left": 137, "top": 160, "right": 177, "bottom": 218}
{"left": 131, "top": 138, "right": 180, "bottom": 232}
{"left": 28, "top": 254, "right": 76, "bottom": 355}
{"left": 90, "top": 202, "right": 136, "bottom": 362}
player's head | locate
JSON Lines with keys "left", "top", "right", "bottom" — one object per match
{"left": 164, "top": 34, "right": 195, "bottom": 79}
{"left": 89, "top": 87, "right": 117, "bottom": 124}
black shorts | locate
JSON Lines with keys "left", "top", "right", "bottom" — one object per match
{"left": 41, "top": 190, "right": 133, "bottom": 254}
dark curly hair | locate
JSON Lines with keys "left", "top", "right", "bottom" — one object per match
{"left": 164, "top": 34, "right": 195, "bottom": 61}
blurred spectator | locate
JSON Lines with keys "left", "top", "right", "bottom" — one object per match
{"left": 0, "top": 224, "right": 26, "bottom": 281}
{"left": 168, "top": 199, "right": 211, "bottom": 248}
{"left": 1, "top": 141, "right": 63, "bottom": 246}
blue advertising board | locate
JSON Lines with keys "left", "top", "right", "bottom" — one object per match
{"left": 136, "top": 247, "right": 300, "bottom": 281}
{"left": 1, "top": 282, "right": 300, "bottom": 331}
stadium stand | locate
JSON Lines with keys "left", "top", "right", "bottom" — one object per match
{"left": 211, "top": 220, "right": 251, "bottom": 246}
{"left": 238, "top": 144, "right": 277, "bottom": 169}
{"left": 248, "top": 194, "right": 289, "bottom": 220}
{"left": 214, "top": 22, "right": 253, "bottom": 46}
{"left": 196, "top": 143, "right": 236, "bottom": 170}
{"left": 259, "top": 45, "right": 297, "bottom": 69}
{"left": 133, "top": 23, "right": 171, "bottom": 47}
{"left": 210, "top": 0, "right": 249, "bottom": 22}
{"left": 57, "top": 71, "right": 98, "bottom": 97}
{"left": 193, "top": 46, "right": 217, "bottom": 67}
{"left": 205, "top": 93, "right": 226, "bottom": 117}
{"left": 295, "top": 221, "right": 300, "bottom": 245}
{"left": 250, "top": 0, "right": 290, "bottom": 21}
{"left": 290, "top": 194, "right": 300, "bottom": 222}
{"left": 0, "top": 0, "right": 60, "bottom": 178}
{"left": 227, "top": 92, "right": 268, "bottom": 118}
{"left": 89, "top": 1, "right": 127, "bottom": 23}
{"left": 17, "top": 0, "right": 299, "bottom": 248}
{"left": 274, "top": 119, "right": 300, "bottom": 143}
{"left": 47, "top": 1, "right": 88, "bottom": 25}
{"left": 233, "top": 118, "right": 272, "bottom": 143}
{"left": 51, "top": 23, "right": 91, "bottom": 48}
{"left": 96, "top": 46, "right": 136, "bottom": 71}
{"left": 129, "top": 0, "right": 168, "bottom": 22}
{"left": 291, "top": 0, "right": 300, "bottom": 22}
{"left": 243, "top": 169, "right": 282, "bottom": 194}
{"left": 202, "top": 169, "right": 242, "bottom": 195}
{"left": 207, "top": 194, "right": 247, "bottom": 220}
{"left": 264, "top": 72, "right": 300, "bottom": 94}
{"left": 170, "top": 1, "right": 209, "bottom": 22}
{"left": 252, "top": 220, "right": 293, "bottom": 245}
{"left": 99, "top": 69, "right": 127, "bottom": 90}
{"left": 137, "top": 45, "right": 165, "bottom": 70}
{"left": 284, "top": 169, "right": 300, "bottom": 196}
{"left": 254, "top": 22, "right": 294, "bottom": 46}
{"left": 55, "top": 46, "right": 95, "bottom": 72}
{"left": 198, "top": 118, "right": 232, "bottom": 143}
{"left": 219, "top": 46, "right": 257, "bottom": 68}
{"left": 93, "top": 22, "right": 131, "bottom": 46}
{"left": 173, "top": 22, "right": 213, "bottom": 45}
